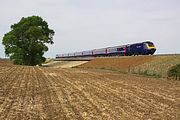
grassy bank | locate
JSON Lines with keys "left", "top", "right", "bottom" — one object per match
{"left": 77, "top": 55, "right": 180, "bottom": 79}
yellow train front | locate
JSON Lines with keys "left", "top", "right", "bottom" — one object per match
{"left": 144, "top": 41, "right": 156, "bottom": 55}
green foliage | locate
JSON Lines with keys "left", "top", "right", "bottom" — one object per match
{"left": 2, "top": 16, "right": 55, "bottom": 66}
{"left": 132, "top": 69, "right": 161, "bottom": 78}
{"left": 168, "top": 64, "right": 180, "bottom": 80}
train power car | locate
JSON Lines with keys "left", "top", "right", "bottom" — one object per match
{"left": 56, "top": 41, "right": 156, "bottom": 58}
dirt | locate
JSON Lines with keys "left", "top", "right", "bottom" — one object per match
{"left": 0, "top": 59, "right": 12, "bottom": 66}
{"left": 0, "top": 63, "right": 180, "bottom": 119}
{"left": 43, "top": 61, "right": 88, "bottom": 68}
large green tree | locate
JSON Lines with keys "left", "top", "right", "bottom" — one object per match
{"left": 2, "top": 16, "right": 55, "bottom": 66}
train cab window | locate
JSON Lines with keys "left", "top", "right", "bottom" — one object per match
{"left": 147, "top": 42, "right": 154, "bottom": 47}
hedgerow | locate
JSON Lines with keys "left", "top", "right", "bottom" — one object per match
{"left": 168, "top": 64, "right": 180, "bottom": 80}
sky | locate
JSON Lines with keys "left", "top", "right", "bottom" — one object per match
{"left": 0, "top": 0, "right": 180, "bottom": 58}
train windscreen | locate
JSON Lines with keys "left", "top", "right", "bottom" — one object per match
{"left": 147, "top": 42, "right": 154, "bottom": 47}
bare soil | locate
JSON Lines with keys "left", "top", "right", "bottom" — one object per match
{"left": 0, "top": 63, "right": 180, "bottom": 120}
{"left": 43, "top": 61, "right": 88, "bottom": 68}
{"left": 0, "top": 59, "right": 12, "bottom": 66}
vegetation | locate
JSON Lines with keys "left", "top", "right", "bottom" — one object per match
{"left": 132, "top": 56, "right": 180, "bottom": 78}
{"left": 2, "top": 16, "right": 55, "bottom": 66}
{"left": 78, "top": 56, "right": 180, "bottom": 79}
{"left": 168, "top": 64, "right": 180, "bottom": 80}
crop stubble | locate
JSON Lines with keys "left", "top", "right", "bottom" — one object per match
{"left": 0, "top": 64, "right": 180, "bottom": 120}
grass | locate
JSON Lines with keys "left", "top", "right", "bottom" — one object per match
{"left": 43, "top": 58, "right": 53, "bottom": 64}
{"left": 131, "top": 55, "right": 180, "bottom": 78}
{"left": 167, "top": 63, "right": 180, "bottom": 80}
{"left": 78, "top": 55, "right": 180, "bottom": 79}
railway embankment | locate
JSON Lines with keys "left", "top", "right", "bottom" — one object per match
{"left": 77, "top": 55, "right": 180, "bottom": 79}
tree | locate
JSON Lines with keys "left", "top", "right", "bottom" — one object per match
{"left": 2, "top": 16, "right": 55, "bottom": 66}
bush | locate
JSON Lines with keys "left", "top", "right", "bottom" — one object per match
{"left": 168, "top": 64, "right": 180, "bottom": 80}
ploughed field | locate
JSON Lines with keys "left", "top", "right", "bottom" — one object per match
{"left": 0, "top": 64, "right": 180, "bottom": 119}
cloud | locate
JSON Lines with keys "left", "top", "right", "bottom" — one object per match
{"left": 0, "top": 0, "right": 180, "bottom": 58}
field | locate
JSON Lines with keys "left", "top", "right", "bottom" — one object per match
{"left": 0, "top": 60, "right": 180, "bottom": 120}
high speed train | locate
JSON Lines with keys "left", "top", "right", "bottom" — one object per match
{"left": 56, "top": 41, "right": 156, "bottom": 58}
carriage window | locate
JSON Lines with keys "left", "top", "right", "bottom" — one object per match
{"left": 117, "top": 48, "right": 124, "bottom": 51}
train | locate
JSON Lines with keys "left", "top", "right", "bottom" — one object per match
{"left": 56, "top": 41, "right": 156, "bottom": 58}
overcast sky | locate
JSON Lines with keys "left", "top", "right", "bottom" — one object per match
{"left": 0, "top": 0, "right": 180, "bottom": 58}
